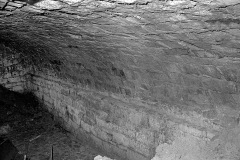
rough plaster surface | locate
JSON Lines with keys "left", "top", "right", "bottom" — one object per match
{"left": 1, "top": 0, "right": 240, "bottom": 159}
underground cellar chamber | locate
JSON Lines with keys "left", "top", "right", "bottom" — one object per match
{"left": 1, "top": 0, "right": 240, "bottom": 159}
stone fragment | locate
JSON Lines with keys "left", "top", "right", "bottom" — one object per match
{"left": 0, "top": 11, "right": 13, "bottom": 17}
{"left": 20, "top": 6, "right": 44, "bottom": 13}
{"left": 166, "top": 0, "right": 185, "bottom": 6}
{"left": 217, "top": 0, "right": 240, "bottom": 6}
{"left": 98, "top": 1, "right": 116, "bottom": 8}
{"left": 59, "top": 0, "right": 81, "bottom": 5}
{"left": 7, "top": 2, "right": 25, "bottom": 8}
{"left": 34, "top": 0, "right": 64, "bottom": 10}
{"left": 94, "top": 155, "right": 114, "bottom": 160}
{"left": 13, "top": 0, "right": 27, "bottom": 4}
{"left": 0, "top": 2, "right": 7, "bottom": 9}
{"left": 0, "top": 0, "right": 7, "bottom": 3}
{"left": 4, "top": 5, "right": 16, "bottom": 11}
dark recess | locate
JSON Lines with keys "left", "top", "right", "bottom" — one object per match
{"left": 0, "top": 85, "right": 39, "bottom": 124}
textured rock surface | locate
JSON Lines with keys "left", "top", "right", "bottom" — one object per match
{"left": 0, "top": 44, "right": 29, "bottom": 91}
{"left": 1, "top": 0, "right": 240, "bottom": 159}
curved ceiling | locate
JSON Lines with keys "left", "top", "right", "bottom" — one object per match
{"left": 0, "top": 0, "right": 240, "bottom": 101}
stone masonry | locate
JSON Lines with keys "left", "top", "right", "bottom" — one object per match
{"left": 1, "top": 0, "right": 240, "bottom": 159}
{"left": 0, "top": 44, "right": 29, "bottom": 92}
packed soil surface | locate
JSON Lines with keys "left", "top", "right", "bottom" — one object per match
{"left": 0, "top": 88, "right": 107, "bottom": 160}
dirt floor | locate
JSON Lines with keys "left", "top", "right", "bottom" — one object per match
{"left": 0, "top": 97, "right": 107, "bottom": 160}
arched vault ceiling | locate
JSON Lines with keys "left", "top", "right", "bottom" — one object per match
{"left": 0, "top": 0, "right": 240, "bottom": 83}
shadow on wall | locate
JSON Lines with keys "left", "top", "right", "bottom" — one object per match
{"left": 0, "top": 84, "right": 39, "bottom": 112}
{"left": 0, "top": 28, "right": 126, "bottom": 95}
{"left": 0, "top": 31, "right": 62, "bottom": 73}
